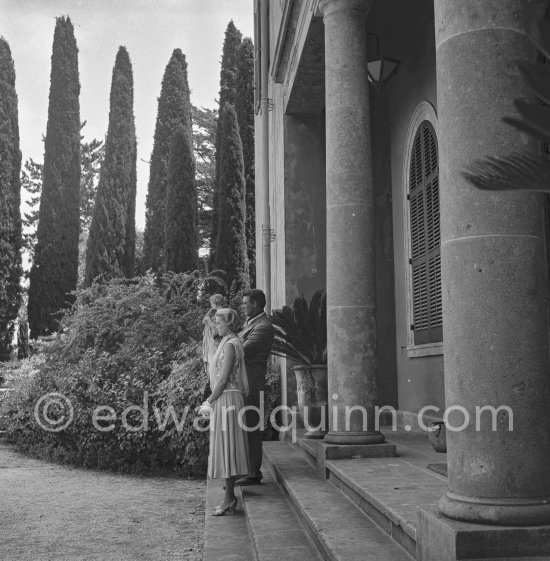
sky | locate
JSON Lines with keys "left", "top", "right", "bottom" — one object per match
{"left": 0, "top": 0, "right": 254, "bottom": 229}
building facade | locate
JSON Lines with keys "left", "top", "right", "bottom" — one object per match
{"left": 254, "top": 0, "right": 550, "bottom": 558}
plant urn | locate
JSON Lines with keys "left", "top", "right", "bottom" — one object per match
{"left": 293, "top": 364, "right": 328, "bottom": 439}
{"left": 428, "top": 421, "right": 447, "bottom": 453}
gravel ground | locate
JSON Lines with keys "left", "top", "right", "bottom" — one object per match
{"left": 0, "top": 441, "right": 205, "bottom": 561}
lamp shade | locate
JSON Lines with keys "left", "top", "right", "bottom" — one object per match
{"left": 367, "top": 57, "right": 400, "bottom": 85}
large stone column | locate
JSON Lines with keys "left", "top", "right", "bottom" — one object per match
{"left": 319, "top": 0, "right": 383, "bottom": 445}
{"left": 436, "top": 0, "right": 550, "bottom": 526}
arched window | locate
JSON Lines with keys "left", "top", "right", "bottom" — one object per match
{"left": 408, "top": 121, "right": 442, "bottom": 345}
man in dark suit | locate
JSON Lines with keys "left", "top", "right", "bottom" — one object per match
{"left": 236, "top": 289, "right": 274, "bottom": 486}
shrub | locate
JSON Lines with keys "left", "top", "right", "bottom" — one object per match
{"left": 1, "top": 272, "right": 221, "bottom": 476}
{"left": 1, "top": 270, "right": 282, "bottom": 474}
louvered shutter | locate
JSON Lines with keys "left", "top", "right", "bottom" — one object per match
{"left": 409, "top": 121, "right": 442, "bottom": 344}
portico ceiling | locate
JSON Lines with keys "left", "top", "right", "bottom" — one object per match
{"left": 285, "top": 16, "right": 325, "bottom": 115}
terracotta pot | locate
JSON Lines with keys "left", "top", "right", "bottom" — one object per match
{"left": 293, "top": 365, "right": 328, "bottom": 439}
{"left": 428, "top": 421, "right": 447, "bottom": 453}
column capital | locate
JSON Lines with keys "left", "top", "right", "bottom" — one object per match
{"left": 318, "top": 0, "right": 372, "bottom": 19}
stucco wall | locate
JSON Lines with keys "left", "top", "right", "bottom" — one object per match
{"left": 370, "top": 90, "right": 399, "bottom": 409}
{"left": 283, "top": 114, "right": 326, "bottom": 304}
{"left": 279, "top": 113, "right": 326, "bottom": 413}
{"left": 384, "top": 0, "right": 445, "bottom": 414}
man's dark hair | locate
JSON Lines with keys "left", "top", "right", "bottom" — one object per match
{"left": 244, "top": 289, "right": 266, "bottom": 310}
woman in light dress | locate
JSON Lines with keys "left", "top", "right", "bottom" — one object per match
{"left": 199, "top": 308, "right": 250, "bottom": 516}
{"left": 202, "top": 294, "right": 225, "bottom": 374}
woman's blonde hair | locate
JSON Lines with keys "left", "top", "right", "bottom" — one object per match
{"left": 215, "top": 308, "right": 239, "bottom": 331}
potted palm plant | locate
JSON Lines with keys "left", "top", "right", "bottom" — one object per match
{"left": 271, "top": 290, "right": 327, "bottom": 438}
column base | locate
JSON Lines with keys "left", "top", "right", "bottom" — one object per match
{"left": 324, "top": 430, "right": 385, "bottom": 445}
{"left": 314, "top": 439, "right": 396, "bottom": 479}
{"left": 417, "top": 505, "right": 550, "bottom": 561}
{"left": 439, "top": 492, "right": 550, "bottom": 527}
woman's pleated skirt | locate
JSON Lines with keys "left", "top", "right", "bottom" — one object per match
{"left": 207, "top": 390, "right": 250, "bottom": 479}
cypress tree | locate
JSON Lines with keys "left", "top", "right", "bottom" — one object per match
{"left": 123, "top": 138, "right": 137, "bottom": 278}
{"left": 84, "top": 46, "right": 136, "bottom": 286}
{"left": 79, "top": 137, "right": 104, "bottom": 231}
{"left": 17, "top": 319, "right": 29, "bottom": 359}
{"left": 0, "top": 38, "right": 22, "bottom": 360}
{"left": 214, "top": 103, "right": 249, "bottom": 291}
{"left": 218, "top": 21, "right": 242, "bottom": 108}
{"left": 23, "top": 138, "right": 104, "bottom": 275}
{"left": 28, "top": 17, "right": 80, "bottom": 338}
{"left": 143, "top": 49, "right": 190, "bottom": 271}
{"left": 192, "top": 105, "right": 217, "bottom": 251}
{"left": 210, "top": 21, "right": 242, "bottom": 265}
{"left": 235, "top": 37, "right": 256, "bottom": 286}
{"left": 164, "top": 127, "right": 198, "bottom": 273}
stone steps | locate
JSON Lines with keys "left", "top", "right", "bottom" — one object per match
{"left": 323, "top": 454, "right": 445, "bottom": 557}
{"left": 202, "top": 477, "right": 256, "bottom": 561}
{"left": 263, "top": 441, "right": 415, "bottom": 561}
{"left": 202, "top": 469, "right": 321, "bottom": 561}
{"left": 290, "top": 432, "right": 447, "bottom": 558}
{"left": 241, "top": 472, "right": 323, "bottom": 561}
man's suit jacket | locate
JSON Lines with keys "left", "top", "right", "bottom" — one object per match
{"left": 239, "top": 313, "right": 274, "bottom": 394}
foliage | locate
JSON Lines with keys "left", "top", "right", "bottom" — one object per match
{"left": 463, "top": 18, "right": 550, "bottom": 193}
{"left": 134, "top": 228, "right": 146, "bottom": 276}
{"left": 77, "top": 229, "right": 88, "bottom": 286}
{"left": 236, "top": 37, "right": 256, "bottom": 285}
{"left": 144, "top": 49, "right": 191, "bottom": 272}
{"left": 124, "top": 137, "right": 137, "bottom": 278}
{"left": 28, "top": 17, "right": 81, "bottom": 338}
{"left": 164, "top": 126, "right": 199, "bottom": 273}
{"left": 0, "top": 38, "right": 23, "bottom": 361}
{"left": 218, "top": 21, "right": 242, "bottom": 109}
{"left": 263, "top": 360, "right": 281, "bottom": 442}
{"left": 79, "top": 136, "right": 105, "bottom": 231}
{"left": 0, "top": 354, "right": 45, "bottom": 387}
{"left": 210, "top": 21, "right": 242, "bottom": 266}
{"left": 20, "top": 157, "right": 42, "bottom": 260}
{"left": 0, "top": 272, "right": 228, "bottom": 475}
{"left": 271, "top": 290, "right": 327, "bottom": 366}
{"left": 192, "top": 105, "right": 217, "bottom": 253}
{"left": 85, "top": 47, "right": 136, "bottom": 286}
{"left": 0, "top": 354, "right": 45, "bottom": 432}
{"left": 214, "top": 103, "right": 249, "bottom": 293}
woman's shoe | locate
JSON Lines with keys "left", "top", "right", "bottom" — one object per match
{"left": 235, "top": 476, "right": 262, "bottom": 486}
{"left": 211, "top": 498, "right": 238, "bottom": 516}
